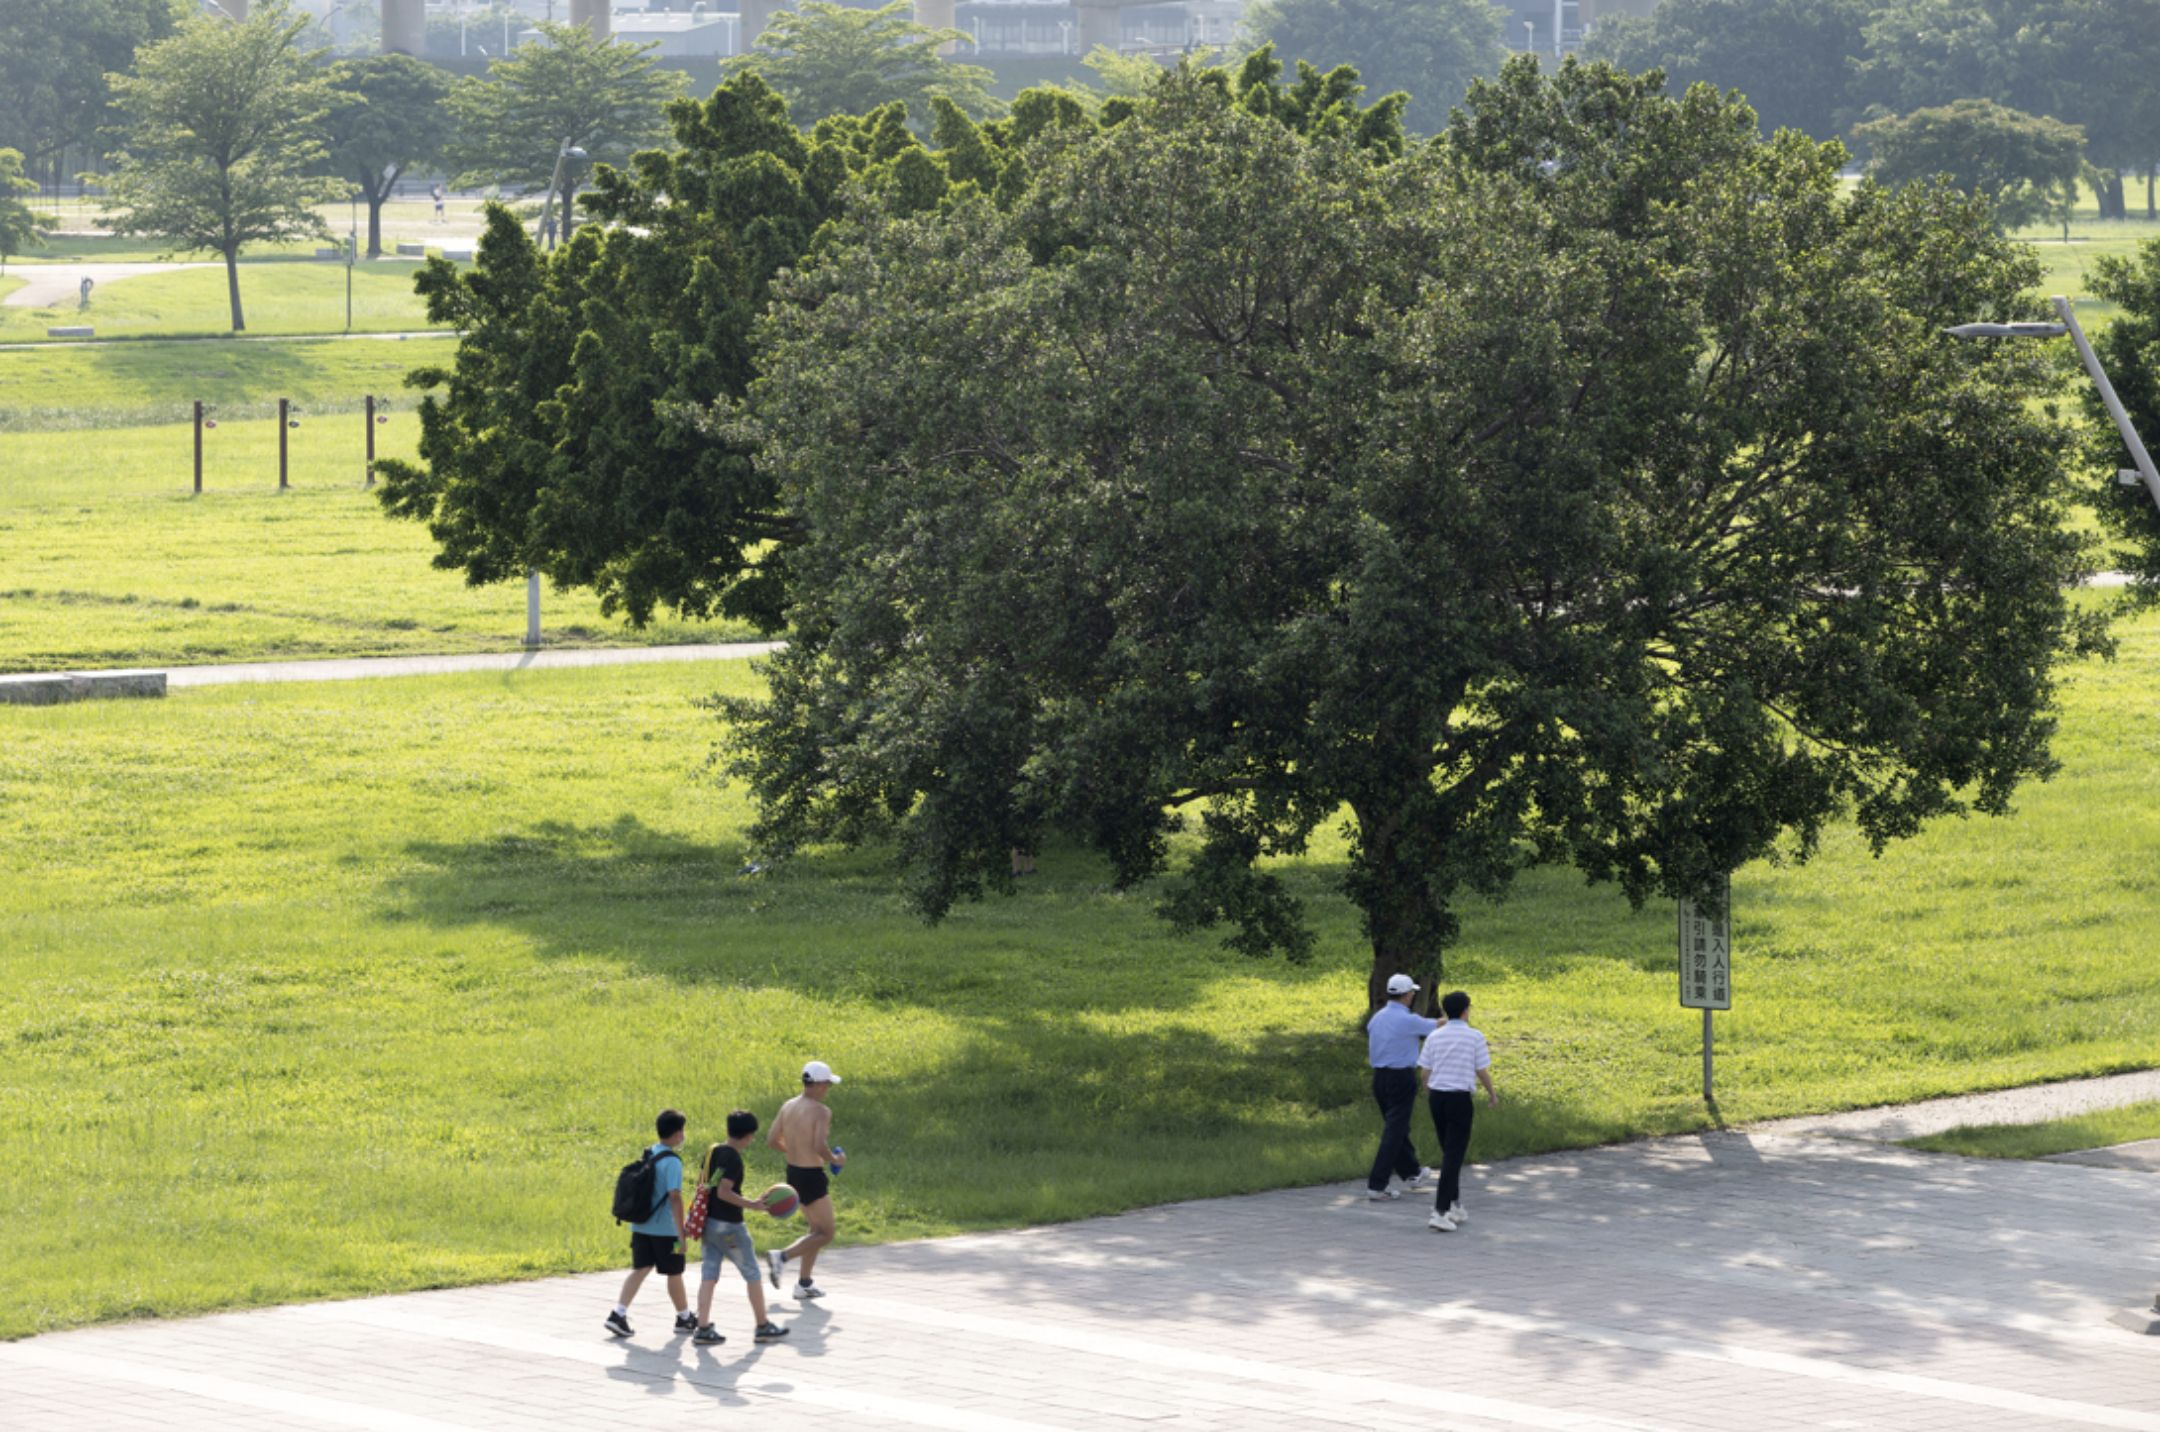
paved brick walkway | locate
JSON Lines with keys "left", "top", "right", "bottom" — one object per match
{"left": 6, "top": 1127, "right": 2158, "bottom": 1431}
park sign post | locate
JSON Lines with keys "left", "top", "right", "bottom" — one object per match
{"left": 1679, "top": 874, "right": 1731, "bottom": 1103}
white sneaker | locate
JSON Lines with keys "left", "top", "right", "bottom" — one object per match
{"left": 1366, "top": 1187, "right": 1401, "bottom": 1201}
{"left": 1405, "top": 1167, "right": 1436, "bottom": 1191}
{"left": 1427, "top": 1211, "right": 1458, "bottom": 1232}
{"left": 1448, "top": 1202, "right": 1467, "bottom": 1223}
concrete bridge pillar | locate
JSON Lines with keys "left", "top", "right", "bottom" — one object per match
{"left": 1075, "top": 2, "right": 1121, "bottom": 53}
{"left": 739, "top": 0, "right": 789, "bottom": 48}
{"left": 569, "top": 0, "right": 611, "bottom": 40}
{"left": 380, "top": 0, "right": 424, "bottom": 54}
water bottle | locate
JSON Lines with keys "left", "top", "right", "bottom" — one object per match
{"left": 828, "top": 1145, "right": 845, "bottom": 1177}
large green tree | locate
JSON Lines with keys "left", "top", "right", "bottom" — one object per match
{"left": 380, "top": 57, "right": 1399, "bottom": 630}
{"left": 1857, "top": 97, "right": 2086, "bottom": 229}
{"left": 324, "top": 53, "right": 452, "bottom": 259}
{"left": 0, "top": 0, "right": 175, "bottom": 185}
{"left": 1236, "top": 0, "right": 1503, "bottom": 128}
{"left": 0, "top": 145, "right": 46, "bottom": 271}
{"left": 727, "top": 1, "right": 998, "bottom": 129}
{"left": 1856, "top": 0, "right": 2160, "bottom": 219}
{"left": 444, "top": 21, "right": 681, "bottom": 239}
{"left": 726, "top": 57, "right": 2117, "bottom": 1009}
{"left": 101, "top": 3, "right": 349, "bottom": 332}
{"left": 1583, "top": 0, "right": 1871, "bottom": 141}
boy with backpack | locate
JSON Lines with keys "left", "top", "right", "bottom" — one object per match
{"left": 606, "top": 1108, "right": 695, "bottom": 1338}
{"left": 691, "top": 1110, "right": 790, "bottom": 1345}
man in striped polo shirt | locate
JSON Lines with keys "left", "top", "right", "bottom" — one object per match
{"left": 1416, "top": 989, "right": 1498, "bottom": 1232}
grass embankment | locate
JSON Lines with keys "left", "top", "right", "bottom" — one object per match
{"left": 0, "top": 415, "right": 755, "bottom": 669}
{"left": 1905, "top": 1102, "right": 2160, "bottom": 1160}
{"left": 0, "top": 336, "right": 455, "bottom": 430}
{"left": 4, "top": 610, "right": 2160, "bottom": 1338}
{"left": 0, "top": 263, "right": 436, "bottom": 343}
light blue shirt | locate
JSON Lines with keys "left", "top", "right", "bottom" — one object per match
{"left": 1367, "top": 1001, "right": 1439, "bottom": 1068}
{"left": 630, "top": 1143, "right": 683, "bottom": 1237}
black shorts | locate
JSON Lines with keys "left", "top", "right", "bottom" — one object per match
{"left": 630, "top": 1231, "right": 685, "bottom": 1274}
{"left": 786, "top": 1164, "right": 831, "bottom": 1208}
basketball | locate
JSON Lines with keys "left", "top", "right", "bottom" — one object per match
{"left": 761, "top": 1184, "right": 801, "bottom": 1219}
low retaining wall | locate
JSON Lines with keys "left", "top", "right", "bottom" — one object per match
{"left": 0, "top": 670, "right": 168, "bottom": 705}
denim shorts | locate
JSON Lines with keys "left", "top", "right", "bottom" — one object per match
{"left": 701, "top": 1220, "right": 759, "bottom": 1283}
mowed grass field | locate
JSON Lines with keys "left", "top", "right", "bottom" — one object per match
{"left": 0, "top": 262, "right": 438, "bottom": 343}
{"left": 3, "top": 607, "right": 2160, "bottom": 1338}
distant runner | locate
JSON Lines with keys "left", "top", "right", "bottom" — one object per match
{"left": 766, "top": 1061, "right": 846, "bottom": 1300}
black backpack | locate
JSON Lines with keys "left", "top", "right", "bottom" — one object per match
{"left": 612, "top": 1145, "right": 678, "bottom": 1225}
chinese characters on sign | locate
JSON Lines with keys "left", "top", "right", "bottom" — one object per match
{"left": 1678, "top": 874, "right": 1731, "bottom": 1011}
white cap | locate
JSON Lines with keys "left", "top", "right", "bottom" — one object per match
{"left": 1385, "top": 974, "right": 1418, "bottom": 997}
{"left": 802, "top": 1060, "right": 842, "bottom": 1085}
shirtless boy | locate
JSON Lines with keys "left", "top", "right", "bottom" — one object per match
{"left": 765, "top": 1060, "right": 846, "bottom": 1300}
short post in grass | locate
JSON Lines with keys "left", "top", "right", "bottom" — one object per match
{"left": 1679, "top": 874, "right": 1732, "bottom": 1105}
{"left": 524, "top": 569, "right": 542, "bottom": 648}
{"left": 364, "top": 395, "right": 376, "bottom": 487}
{"left": 279, "top": 398, "right": 289, "bottom": 490}
{"left": 193, "top": 401, "right": 204, "bottom": 495}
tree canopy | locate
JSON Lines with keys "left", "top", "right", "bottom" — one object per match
{"left": 724, "top": 57, "right": 2116, "bottom": 1008}
{"left": 0, "top": 145, "right": 45, "bottom": 271}
{"left": 381, "top": 56, "right": 1405, "bottom": 630}
{"left": 444, "top": 20, "right": 681, "bottom": 232}
{"left": 1236, "top": 0, "right": 1503, "bottom": 128}
{"left": 324, "top": 53, "right": 453, "bottom": 259}
{"left": 1583, "top": 0, "right": 1871, "bottom": 141}
{"left": 101, "top": 2, "right": 348, "bottom": 332}
{"left": 0, "top": 0, "right": 175, "bottom": 181}
{"left": 1857, "top": 98, "right": 2085, "bottom": 230}
{"left": 2080, "top": 238, "right": 2160, "bottom": 587}
{"left": 727, "top": 1, "right": 999, "bottom": 129}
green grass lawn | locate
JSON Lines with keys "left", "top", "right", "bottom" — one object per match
{"left": 2011, "top": 217, "right": 2160, "bottom": 327}
{"left": 0, "top": 415, "right": 755, "bottom": 669}
{"left": 3, "top": 606, "right": 2160, "bottom": 1339}
{"left": 1904, "top": 1102, "right": 2160, "bottom": 1160}
{"left": 0, "top": 336, "right": 456, "bottom": 431}
{"left": 0, "top": 262, "right": 437, "bottom": 343}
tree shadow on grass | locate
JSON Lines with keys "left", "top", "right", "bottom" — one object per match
{"left": 379, "top": 815, "right": 1355, "bottom": 1019}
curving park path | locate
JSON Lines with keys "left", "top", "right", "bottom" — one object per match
{"left": 0, "top": 261, "right": 221, "bottom": 308}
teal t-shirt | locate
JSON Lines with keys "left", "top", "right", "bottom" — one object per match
{"left": 630, "top": 1143, "right": 683, "bottom": 1237}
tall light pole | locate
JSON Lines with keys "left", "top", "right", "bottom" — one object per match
{"left": 1947, "top": 296, "right": 2160, "bottom": 512}
{"left": 535, "top": 139, "right": 587, "bottom": 251}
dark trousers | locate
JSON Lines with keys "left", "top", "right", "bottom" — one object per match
{"left": 1367, "top": 1066, "right": 1422, "bottom": 1191}
{"left": 1429, "top": 1090, "right": 1475, "bottom": 1210}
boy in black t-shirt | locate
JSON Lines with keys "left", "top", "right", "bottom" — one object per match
{"left": 694, "top": 1110, "right": 790, "bottom": 1344}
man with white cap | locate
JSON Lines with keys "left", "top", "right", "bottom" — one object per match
{"left": 766, "top": 1060, "right": 847, "bottom": 1299}
{"left": 1364, "top": 974, "right": 1438, "bottom": 1201}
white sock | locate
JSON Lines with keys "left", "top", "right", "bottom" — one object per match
{"left": 613, "top": 1304, "right": 628, "bottom": 1317}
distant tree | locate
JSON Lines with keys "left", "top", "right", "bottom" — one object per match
{"left": 2079, "top": 238, "right": 2160, "bottom": 584}
{"left": 728, "top": 58, "right": 2114, "bottom": 1009}
{"left": 1081, "top": 44, "right": 1183, "bottom": 99}
{"left": 0, "top": 0, "right": 175, "bottom": 186}
{"left": 1856, "top": 0, "right": 2160, "bottom": 220}
{"left": 0, "top": 145, "right": 46, "bottom": 272}
{"left": 726, "top": 1, "right": 999, "bottom": 129}
{"left": 1236, "top": 0, "right": 1503, "bottom": 128}
{"left": 1583, "top": 0, "right": 1871, "bottom": 141}
{"left": 444, "top": 21, "right": 681, "bottom": 237}
{"left": 1857, "top": 98, "right": 2086, "bottom": 229}
{"left": 100, "top": 4, "right": 349, "bottom": 332}
{"left": 324, "top": 53, "right": 452, "bottom": 259}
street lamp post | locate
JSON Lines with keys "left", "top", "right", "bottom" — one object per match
{"left": 534, "top": 139, "right": 588, "bottom": 251}
{"left": 1951, "top": 296, "right": 2160, "bottom": 1335}
{"left": 1947, "top": 295, "right": 2160, "bottom": 511}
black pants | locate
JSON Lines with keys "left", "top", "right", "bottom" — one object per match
{"left": 1367, "top": 1066, "right": 1422, "bottom": 1191}
{"left": 1429, "top": 1090, "right": 1475, "bottom": 1210}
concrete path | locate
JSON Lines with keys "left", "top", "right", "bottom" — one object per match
{"left": 0, "top": 261, "right": 220, "bottom": 307}
{"left": 160, "top": 641, "right": 783, "bottom": 688}
{"left": 0, "top": 328, "right": 454, "bottom": 350}
{"left": 5, "top": 1126, "right": 2159, "bottom": 1431}
{"left": 1754, "top": 1068, "right": 2160, "bottom": 1142}
{"left": 2050, "top": 1138, "right": 2160, "bottom": 1172}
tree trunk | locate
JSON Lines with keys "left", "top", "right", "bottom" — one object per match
{"left": 225, "top": 248, "right": 245, "bottom": 332}
{"left": 2098, "top": 169, "right": 2127, "bottom": 221}
{"left": 2147, "top": 167, "right": 2156, "bottom": 221}
{"left": 367, "top": 193, "right": 385, "bottom": 259}
{"left": 1355, "top": 806, "right": 1448, "bottom": 1017}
